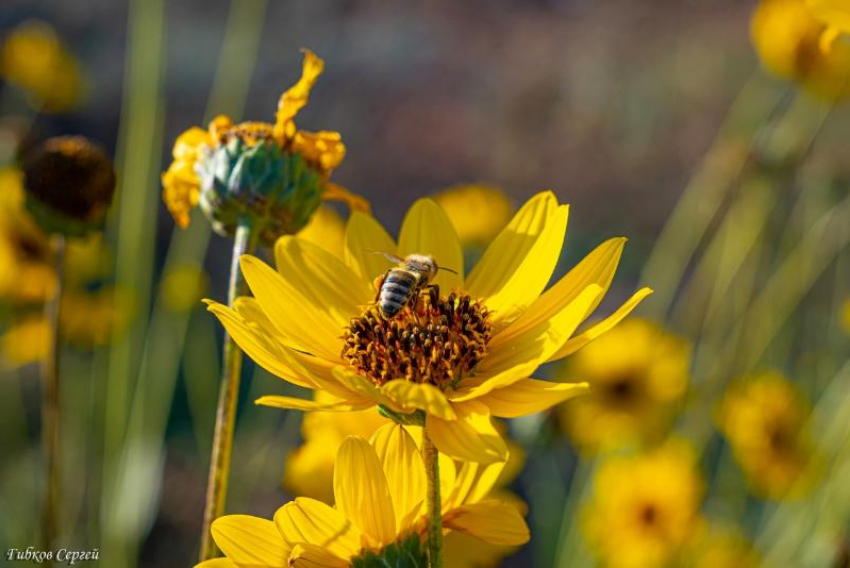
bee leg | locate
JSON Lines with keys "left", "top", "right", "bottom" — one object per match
{"left": 373, "top": 272, "right": 388, "bottom": 302}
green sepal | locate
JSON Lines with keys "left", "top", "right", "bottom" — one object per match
{"left": 379, "top": 405, "right": 425, "bottom": 427}
{"left": 351, "top": 533, "right": 429, "bottom": 568}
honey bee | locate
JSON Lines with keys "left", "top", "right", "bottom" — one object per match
{"left": 373, "top": 253, "right": 456, "bottom": 318}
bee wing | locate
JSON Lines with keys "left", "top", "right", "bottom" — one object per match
{"left": 366, "top": 250, "right": 405, "bottom": 264}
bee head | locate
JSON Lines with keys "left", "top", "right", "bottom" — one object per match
{"left": 404, "top": 254, "right": 439, "bottom": 283}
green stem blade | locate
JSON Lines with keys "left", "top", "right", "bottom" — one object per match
{"left": 422, "top": 426, "right": 443, "bottom": 568}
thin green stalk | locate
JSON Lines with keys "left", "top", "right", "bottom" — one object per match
{"left": 422, "top": 426, "right": 443, "bottom": 568}
{"left": 200, "top": 220, "right": 259, "bottom": 561}
{"left": 41, "top": 235, "right": 65, "bottom": 556}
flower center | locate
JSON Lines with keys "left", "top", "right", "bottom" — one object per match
{"left": 342, "top": 286, "right": 491, "bottom": 390}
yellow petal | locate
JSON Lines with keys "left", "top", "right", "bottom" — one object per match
{"left": 297, "top": 205, "right": 346, "bottom": 257}
{"left": 381, "top": 380, "right": 457, "bottom": 420}
{"left": 443, "top": 500, "right": 530, "bottom": 546}
{"left": 494, "top": 237, "right": 626, "bottom": 346}
{"left": 370, "top": 424, "right": 427, "bottom": 531}
{"left": 548, "top": 286, "right": 653, "bottom": 361}
{"left": 289, "top": 543, "right": 349, "bottom": 568}
{"left": 473, "top": 378, "right": 589, "bottom": 418}
{"left": 476, "top": 204, "right": 569, "bottom": 329}
{"left": 478, "top": 284, "right": 603, "bottom": 379}
{"left": 465, "top": 191, "right": 557, "bottom": 298}
{"left": 274, "top": 236, "right": 373, "bottom": 321}
{"left": 343, "top": 211, "right": 397, "bottom": 281}
{"left": 334, "top": 436, "right": 397, "bottom": 547}
{"left": 274, "top": 49, "right": 324, "bottom": 143}
{"left": 255, "top": 395, "right": 373, "bottom": 412}
{"left": 239, "top": 255, "right": 342, "bottom": 360}
{"left": 332, "top": 367, "right": 406, "bottom": 413}
{"left": 445, "top": 459, "right": 506, "bottom": 510}
{"left": 397, "top": 198, "right": 464, "bottom": 290}
{"left": 292, "top": 130, "right": 346, "bottom": 172}
{"left": 210, "top": 515, "right": 290, "bottom": 568}
{"left": 426, "top": 401, "right": 507, "bottom": 464}
{"left": 205, "top": 301, "right": 317, "bottom": 389}
{"left": 195, "top": 559, "right": 238, "bottom": 568}
{"left": 274, "top": 498, "right": 361, "bottom": 559}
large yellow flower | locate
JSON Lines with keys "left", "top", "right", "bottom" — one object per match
{"left": 807, "top": 0, "right": 850, "bottom": 50}
{"left": 717, "top": 371, "right": 816, "bottom": 499}
{"left": 197, "top": 424, "right": 529, "bottom": 567}
{"left": 557, "top": 318, "right": 690, "bottom": 453}
{"left": 161, "top": 50, "right": 365, "bottom": 230}
{"left": 206, "top": 191, "right": 652, "bottom": 463}
{"left": 0, "top": 20, "right": 82, "bottom": 112}
{"left": 751, "top": 0, "right": 850, "bottom": 99}
{"left": 583, "top": 441, "right": 704, "bottom": 568}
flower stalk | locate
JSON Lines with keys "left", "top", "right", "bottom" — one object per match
{"left": 422, "top": 426, "right": 444, "bottom": 568}
{"left": 199, "top": 219, "right": 258, "bottom": 561}
{"left": 41, "top": 235, "right": 65, "bottom": 556}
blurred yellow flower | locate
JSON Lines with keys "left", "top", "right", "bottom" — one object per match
{"left": 294, "top": 205, "right": 347, "bottom": 258}
{"left": 0, "top": 316, "right": 50, "bottom": 365}
{"left": 684, "top": 524, "right": 760, "bottom": 568}
{"left": 558, "top": 318, "right": 690, "bottom": 453}
{"left": 159, "top": 263, "right": 209, "bottom": 313}
{"left": 197, "top": 424, "right": 529, "bottom": 567}
{"left": 0, "top": 167, "right": 57, "bottom": 303}
{"left": 807, "top": 0, "right": 850, "bottom": 50}
{"left": 161, "top": 50, "right": 366, "bottom": 233}
{"left": 842, "top": 298, "right": 850, "bottom": 334}
{"left": 207, "top": 191, "right": 652, "bottom": 463}
{"left": 583, "top": 441, "right": 704, "bottom": 568}
{"left": 0, "top": 20, "right": 82, "bottom": 112}
{"left": 432, "top": 184, "right": 513, "bottom": 247}
{"left": 751, "top": 0, "right": 850, "bottom": 99}
{"left": 717, "top": 371, "right": 816, "bottom": 499}
{"left": 59, "top": 286, "right": 132, "bottom": 347}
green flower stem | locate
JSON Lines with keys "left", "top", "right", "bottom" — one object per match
{"left": 422, "top": 426, "right": 443, "bottom": 568}
{"left": 41, "top": 235, "right": 66, "bottom": 558}
{"left": 199, "top": 220, "right": 259, "bottom": 561}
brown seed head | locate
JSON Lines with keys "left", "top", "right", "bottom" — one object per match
{"left": 342, "top": 286, "right": 491, "bottom": 390}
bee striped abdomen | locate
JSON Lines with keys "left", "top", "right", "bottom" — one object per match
{"left": 379, "top": 269, "right": 417, "bottom": 317}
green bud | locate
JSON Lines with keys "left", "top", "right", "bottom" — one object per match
{"left": 197, "top": 135, "right": 324, "bottom": 247}
{"left": 351, "top": 534, "right": 428, "bottom": 568}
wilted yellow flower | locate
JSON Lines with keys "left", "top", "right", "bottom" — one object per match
{"left": 432, "top": 184, "right": 513, "bottom": 247}
{"left": 0, "top": 20, "right": 82, "bottom": 112}
{"left": 717, "top": 371, "right": 816, "bottom": 499}
{"left": 751, "top": 0, "right": 850, "bottom": 99}
{"left": 558, "top": 318, "right": 690, "bottom": 453}
{"left": 807, "top": 0, "right": 850, "bottom": 50}
{"left": 207, "top": 191, "right": 652, "bottom": 463}
{"left": 161, "top": 50, "right": 366, "bottom": 240}
{"left": 197, "top": 424, "right": 529, "bottom": 567}
{"left": 583, "top": 441, "right": 704, "bottom": 568}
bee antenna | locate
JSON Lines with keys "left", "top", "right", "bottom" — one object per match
{"left": 439, "top": 266, "right": 458, "bottom": 274}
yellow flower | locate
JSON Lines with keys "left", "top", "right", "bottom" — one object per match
{"left": 558, "top": 318, "right": 690, "bottom": 453}
{"left": 0, "top": 19, "right": 82, "bottom": 113}
{"left": 583, "top": 441, "right": 704, "bottom": 568}
{"left": 432, "top": 184, "right": 513, "bottom": 247}
{"left": 684, "top": 524, "right": 760, "bottom": 568}
{"left": 161, "top": 50, "right": 366, "bottom": 234}
{"left": 283, "top": 392, "right": 389, "bottom": 504}
{"left": 0, "top": 167, "right": 57, "bottom": 303}
{"left": 751, "top": 0, "right": 850, "bottom": 99}
{"left": 283, "top": 395, "right": 527, "bottom": 567}
{"left": 159, "top": 263, "right": 209, "bottom": 313}
{"left": 197, "top": 424, "right": 529, "bottom": 567}
{"left": 842, "top": 298, "right": 850, "bottom": 334}
{"left": 717, "top": 371, "right": 816, "bottom": 499}
{"left": 1, "top": 316, "right": 50, "bottom": 366}
{"left": 206, "top": 191, "right": 652, "bottom": 463}
{"left": 807, "top": 0, "right": 850, "bottom": 50}
{"left": 59, "top": 286, "right": 133, "bottom": 347}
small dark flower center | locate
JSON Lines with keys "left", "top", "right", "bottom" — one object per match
{"left": 639, "top": 503, "right": 659, "bottom": 526}
{"left": 342, "top": 286, "right": 491, "bottom": 390}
